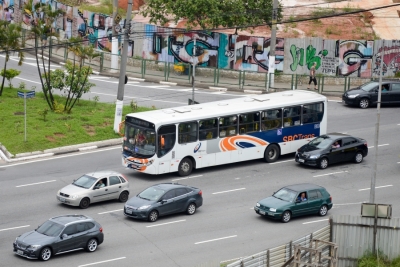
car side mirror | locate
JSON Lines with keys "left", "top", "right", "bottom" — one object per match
{"left": 160, "top": 199, "right": 167, "bottom": 204}
{"left": 61, "top": 234, "right": 68, "bottom": 239}
{"left": 93, "top": 186, "right": 99, "bottom": 190}
{"left": 296, "top": 200, "right": 301, "bottom": 203}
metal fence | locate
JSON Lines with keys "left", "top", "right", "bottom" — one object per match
{"left": 226, "top": 225, "right": 330, "bottom": 267}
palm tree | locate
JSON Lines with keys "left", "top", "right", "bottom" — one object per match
{"left": 0, "top": 21, "right": 25, "bottom": 96}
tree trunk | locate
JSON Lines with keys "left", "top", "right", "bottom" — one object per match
{"left": 0, "top": 51, "right": 8, "bottom": 96}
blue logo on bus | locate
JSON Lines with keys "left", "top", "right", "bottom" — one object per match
{"left": 194, "top": 143, "right": 201, "bottom": 153}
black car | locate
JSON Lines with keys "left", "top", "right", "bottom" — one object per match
{"left": 13, "top": 215, "right": 104, "bottom": 261}
{"left": 342, "top": 80, "right": 400, "bottom": 108}
{"left": 295, "top": 133, "right": 368, "bottom": 169}
{"left": 124, "top": 183, "right": 203, "bottom": 222}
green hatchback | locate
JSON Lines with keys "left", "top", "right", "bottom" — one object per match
{"left": 254, "top": 183, "right": 333, "bottom": 223}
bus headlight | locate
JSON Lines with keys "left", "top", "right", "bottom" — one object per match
{"left": 144, "top": 160, "right": 154, "bottom": 166}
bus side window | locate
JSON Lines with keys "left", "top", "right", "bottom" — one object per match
{"left": 302, "top": 103, "right": 324, "bottom": 124}
{"left": 157, "top": 125, "right": 176, "bottom": 158}
{"left": 261, "top": 109, "right": 281, "bottom": 131}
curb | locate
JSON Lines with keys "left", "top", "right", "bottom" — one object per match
{"left": 209, "top": 86, "right": 228, "bottom": 91}
{"left": 0, "top": 138, "right": 123, "bottom": 163}
{"left": 244, "top": 89, "right": 263, "bottom": 94}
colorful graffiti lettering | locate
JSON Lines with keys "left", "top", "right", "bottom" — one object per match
{"left": 373, "top": 43, "right": 400, "bottom": 76}
{"left": 336, "top": 40, "right": 373, "bottom": 77}
{"left": 289, "top": 44, "right": 328, "bottom": 71}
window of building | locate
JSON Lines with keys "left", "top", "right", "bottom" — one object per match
{"left": 219, "top": 116, "right": 238, "bottom": 137}
{"left": 199, "top": 118, "right": 218, "bottom": 141}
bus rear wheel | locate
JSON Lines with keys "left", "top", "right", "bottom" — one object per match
{"left": 264, "top": 144, "right": 280, "bottom": 163}
{"left": 178, "top": 157, "right": 193, "bottom": 176}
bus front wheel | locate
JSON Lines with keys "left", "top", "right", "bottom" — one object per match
{"left": 178, "top": 157, "right": 193, "bottom": 176}
{"left": 264, "top": 144, "right": 280, "bottom": 163}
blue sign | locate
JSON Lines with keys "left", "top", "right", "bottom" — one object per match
{"left": 17, "top": 91, "right": 35, "bottom": 99}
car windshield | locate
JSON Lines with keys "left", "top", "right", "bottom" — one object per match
{"left": 123, "top": 123, "right": 156, "bottom": 157}
{"left": 360, "top": 81, "right": 378, "bottom": 92}
{"left": 36, "top": 220, "right": 64, "bottom": 237}
{"left": 273, "top": 188, "right": 297, "bottom": 202}
{"left": 73, "top": 175, "right": 97, "bottom": 189}
{"left": 308, "top": 136, "right": 333, "bottom": 149}
{"left": 138, "top": 186, "right": 165, "bottom": 201}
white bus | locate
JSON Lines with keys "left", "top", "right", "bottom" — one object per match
{"left": 121, "top": 90, "right": 327, "bottom": 176}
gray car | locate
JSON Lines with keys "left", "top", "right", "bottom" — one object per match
{"left": 13, "top": 215, "right": 104, "bottom": 261}
{"left": 57, "top": 171, "right": 130, "bottom": 209}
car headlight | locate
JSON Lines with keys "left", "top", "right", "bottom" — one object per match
{"left": 138, "top": 205, "right": 151, "bottom": 210}
{"left": 269, "top": 208, "right": 277, "bottom": 212}
{"left": 309, "top": 154, "right": 320, "bottom": 159}
{"left": 70, "top": 195, "right": 79, "bottom": 199}
{"left": 144, "top": 160, "right": 154, "bottom": 166}
{"left": 27, "top": 245, "right": 41, "bottom": 251}
{"left": 347, "top": 94, "right": 359, "bottom": 99}
{"left": 256, "top": 203, "right": 260, "bottom": 207}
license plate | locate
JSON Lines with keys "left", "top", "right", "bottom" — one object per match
{"left": 259, "top": 210, "right": 266, "bottom": 215}
{"left": 59, "top": 197, "right": 66, "bottom": 202}
{"left": 17, "top": 250, "right": 23, "bottom": 255}
{"left": 268, "top": 212, "right": 274, "bottom": 216}
{"left": 298, "top": 159, "right": 305, "bottom": 163}
{"left": 125, "top": 210, "right": 132, "bottom": 214}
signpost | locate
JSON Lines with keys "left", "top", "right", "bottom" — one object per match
{"left": 17, "top": 91, "right": 35, "bottom": 142}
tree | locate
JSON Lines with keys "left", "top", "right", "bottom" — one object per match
{"left": 0, "top": 69, "right": 22, "bottom": 88}
{"left": 0, "top": 21, "right": 24, "bottom": 96}
{"left": 24, "top": 0, "right": 65, "bottom": 110}
{"left": 140, "top": 0, "right": 282, "bottom": 30}
{"left": 45, "top": 38, "right": 99, "bottom": 113}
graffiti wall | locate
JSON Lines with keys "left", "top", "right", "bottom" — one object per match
{"left": 336, "top": 40, "right": 373, "bottom": 77}
{"left": 373, "top": 40, "right": 400, "bottom": 77}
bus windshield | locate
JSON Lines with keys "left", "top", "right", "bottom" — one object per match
{"left": 123, "top": 123, "right": 156, "bottom": 157}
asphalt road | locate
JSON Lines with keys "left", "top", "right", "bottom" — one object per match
{"left": 1, "top": 54, "right": 400, "bottom": 267}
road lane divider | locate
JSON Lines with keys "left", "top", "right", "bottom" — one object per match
{"left": 368, "top": 144, "right": 389, "bottom": 148}
{"left": 98, "top": 209, "right": 123, "bottom": 215}
{"left": 172, "top": 175, "right": 203, "bottom": 181}
{"left": 313, "top": 171, "right": 348, "bottom": 177}
{"left": 78, "top": 257, "right": 126, "bottom": 267}
{"left": 212, "top": 188, "right": 246, "bottom": 195}
{"left": 146, "top": 220, "right": 186, "bottom": 228}
{"left": 302, "top": 219, "right": 328, "bottom": 225}
{"left": 0, "top": 225, "right": 30, "bottom": 232}
{"left": 16, "top": 180, "right": 56, "bottom": 187}
{"left": 195, "top": 235, "right": 237, "bottom": 245}
{"left": 359, "top": 185, "right": 393, "bottom": 191}
{"left": 269, "top": 159, "right": 293, "bottom": 165}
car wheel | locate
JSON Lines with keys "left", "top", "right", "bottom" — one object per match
{"left": 264, "top": 144, "right": 280, "bottom": 163}
{"left": 359, "top": 98, "right": 370, "bottom": 109}
{"left": 319, "top": 205, "right": 328, "bottom": 216}
{"left": 79, "top": 197, "right": 90, "bottom": 209}
{"left": 148, "top": 210, "right": 159, "bottom": 222}
{"left": 186, "top": 203, "right": 196, "bottom": 215}
{"left": 354, "top": 151, "right": 363, "bottom": 163}
{"left": 319, "top": 157, "right": 329, "bottom": 169}
{"left": 281, "top": 211, "right": 291, "bottom": 223}
{"left": 86, "top": 238, "right": 98, "bottom": 252}
{"left": 39, "top": 247, "right": 52, "bottom": 261}
{"left": 119, "top": 191, "right": 129, "bottom": 202}
{"left": 178, "top": 158, "right": 193, "bottom": 177}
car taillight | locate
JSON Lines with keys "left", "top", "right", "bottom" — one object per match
{"left": 330, "top": 196, "right": 332, "bottom": 202}
{"left": 198, "top": 190, "right": 202, "bottom": 196}
{"left": 364, "top": 142, "right": 368, "bottom": 147}
{"left": 99, "top": 227, "right": 103, "bottom": 233}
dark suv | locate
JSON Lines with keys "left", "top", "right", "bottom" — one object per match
{"left": 13, "top": 215, "right": 104, "bottom": 261}
{"left": 342, "top": 80, "right": 400, "bottom": 108}
{"left": 124, "top": 183, "right": 203, "bottom": 222}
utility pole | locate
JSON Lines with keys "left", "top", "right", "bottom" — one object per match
{"left": 191, "top": 36, "right": 196, "bottom": 105}
{"left": 113, "top": 0, "right": 133, "bottom": 133}
{"left": 369, "top": 39, "right": 385, "bottom": 203}
{"left": 111, "top": 0, "right": 119, "bottom": 73}
{"left": 268, "top": 0, "right": 278, "bottom": 88}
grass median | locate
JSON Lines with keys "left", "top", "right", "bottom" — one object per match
{"left": 0, "top": 87, "right": 152, "bottom": 155}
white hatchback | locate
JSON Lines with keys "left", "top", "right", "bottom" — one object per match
{"left": 57, "top": 170, "right": 130, "bottom": 209}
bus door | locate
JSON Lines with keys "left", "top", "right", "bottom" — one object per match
{"left": 157, "top": 125, "right": 176, "bottom": 174}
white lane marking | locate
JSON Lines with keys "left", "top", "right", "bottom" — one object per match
{"left": 368, "top": 144, "right": 389, "bottom": 148}
{"left": 359, "top": 185, "right": 393, "bottom": 191}
{"left": 78, "top": 257, "right": 126, "bottom": 267}
{"left": 89, "top": 75, "right": 110, "bottom": 80}
{"left": 270, "top": 159, "right": 293, "bottom": 165}
{"left": 1, "top": 146, "right": 120, "bottom": 168}
{"left": 15, "top": 77, "right": 41, "bottom": 84}
{"left": 0, "top": 225, "right": 30, "bottom": 232}
{"left": 398, "top": 162, "right": 400, "bottom": 164}
{"left": 212, "top": 188, "right": 246, "bottom": 195}
{"left": 334, "top": 201, "right": 366, "bottom": 206}
{"left": 171, "top": 175, "right": 203, "bottom": 181}
{"left": 328, "top": 100, "right": 342, "bottom": 102}
{"left": 302, "top": 219, "right": 328, "bottom": 225}
{"left": 91, "top": 92, "right": 187, "bottom": 104}
{"left": 313, "top": 171, "right": 348, "bottom": 177}
{"left": 98, "top": 209, "right": 123, "bottom": 215}
{"left": 195, "top": 235, "right": 237, "bottom": 245}
{"left": 16, "top": 180, "right": 57, "bottom": 187}
{"left": 146, "top": 220, "right": 186, "bottom": 228}
{"left": 211, "top": 91, "right": 226, "bottom": 94}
